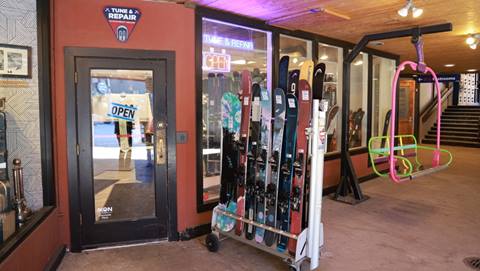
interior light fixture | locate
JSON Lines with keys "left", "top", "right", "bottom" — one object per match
{"left": 292, "top": 57, "right": 298, "bottom": 64}
{"left": 444, "top": 64, "right": 455, "bottom": 67}
{"left": 467, "top": 69, "right": 478, "bottom": 72}
{"left": 466, "top": 34, "right": 480, "bottom": 49}
{"left": 231, "top": 59, "right": 246, "bottom": 65}
{"left": 320, "top": 48, "right": 329, "bottom": 60}
{"left": 354, "top": 60, "right": 363, "bottom": 66}
{"left": 397, "top": 0, "right": 423, "bottom": 18}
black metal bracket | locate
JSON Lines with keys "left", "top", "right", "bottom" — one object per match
{"left": 333, "top": 23, "right": 452, "bottom": 205}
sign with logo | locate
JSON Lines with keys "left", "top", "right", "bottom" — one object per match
{"left": 103, "top": 6, "right": 141, "bottom": 42}
{"left": 416, "top": 74, "right": 460, "bottom": 83}
{"left": 202, "top": 51, "right": 231, "bottom": 73}
{"left": 108, "top": 103, "right": 138, "bottom": 121}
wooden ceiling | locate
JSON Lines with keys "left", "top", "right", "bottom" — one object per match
{"left": 192, "top": 0, "right": 480, "bottom": 73}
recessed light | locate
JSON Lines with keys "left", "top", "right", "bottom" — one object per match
{"left": 467, "top": 69, "right": 477, "bottom": 72}
{"left": 444, "top": 64, "right": 455, "bottom": 67}
{"left": 370, "top": 41, "right": 384, "bottom": 46}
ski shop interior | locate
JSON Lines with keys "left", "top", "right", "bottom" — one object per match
{"left": 0, "top": 0, "right": 479, "bottom": 270}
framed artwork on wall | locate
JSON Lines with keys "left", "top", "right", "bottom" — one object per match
{"left": 0, "top": 44, "right": 32, "bottom": 78}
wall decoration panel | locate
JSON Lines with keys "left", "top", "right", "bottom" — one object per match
{"left": 0, "top": 0, "right": 43, "bottom": 210}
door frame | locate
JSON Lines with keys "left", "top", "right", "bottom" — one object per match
{"left": 65, "top": 47, "right": 178, "bottom": 251}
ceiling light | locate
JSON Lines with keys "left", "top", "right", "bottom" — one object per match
{"left": 231, "top": 59, "right": 246, "bottom": 65}
{"left": 467, "top": 69, "right": 477, "bottom": 72}
{"left": 247, "top": 61, "right": 256, "bottom": 64}
{"left": 354, "top": 60, "right": 363, "bottom": 66}
{"left": 397, "top": 6, "right": 409, "bottom": 17}
{"left": 466, "top": 36, "right": 476, "bottom": 45}
{"left": 466, "top": 34, "right": 480, "bottom": 49}
{"left": 412, "top": 7, "right": 423, "bottom": 18}
{"left": 444, "top": 64, "right": 455, "bottom": 67}
{"left": 320, "top": 54, "right": 329, "bottom": 60}
{"left": 292, "top": 57, "right": 298, "bottom": 64}
{"left": 397, "top": 0, "right": 423, "bottom": 18}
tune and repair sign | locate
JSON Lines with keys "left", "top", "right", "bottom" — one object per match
{"left": 103, "top": 6, "right": 141, "bottom": 42}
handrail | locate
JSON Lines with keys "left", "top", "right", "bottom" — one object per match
{"left": 420, "top": 85, "right": 453, "bottom": 123}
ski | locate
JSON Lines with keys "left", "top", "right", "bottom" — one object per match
{"left": 288, "top": 69, "right": 300, "bottom": 96}
{"left": 381, "top": 110, "right": 392, "bottom": 148}
{"left": 300, "top": 60, "right": 315, "bottom": 87}
{"left": 263, "top": 88, "right": 286, "bottom": 247}
{"left": 219, "top": 92, "right": 241, "bottom": 205}
{"left": 277, "top": 94, "right": 298, "bottom": 252}
{"left": 244, "top": 83, "right": 262, "bottom": 240}
{"left": 278, "top": 56, "right": 290, "bottom": 92}
{"left": 287, "top": 80, "right": 312, "bottom": 254}
{"left": 235, "top": 70, "right": 252, "bottom": 236}
{"left": 254, "top": 87, "right": 272, "bottom": 243}
{"left": 312, "top": 63, "right": 326, "bottom": 100}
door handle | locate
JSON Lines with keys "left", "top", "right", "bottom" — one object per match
{"left": 156, "top": 122, "right": 167, "bottom": 165}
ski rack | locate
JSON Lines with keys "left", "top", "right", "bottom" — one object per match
{"left": 207, "top": 99, "right": 328, "bottom": 271}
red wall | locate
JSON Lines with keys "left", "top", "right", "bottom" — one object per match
{"left": 51, "top": 0, "right": 210, "bottom": 247}
{"left": 50, "top": 0, "right": 378, "bottom": 248}
{"left": 0, "top": 210, "right": 61, "bottom": 271}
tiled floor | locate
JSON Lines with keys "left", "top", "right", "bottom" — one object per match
{"left": 58, "top": 146, "right": 480, "bottom": 270}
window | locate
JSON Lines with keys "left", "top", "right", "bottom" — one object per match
{"left": 371, "top": 56, "right": 395, "bottom": 140}
{"left": 349, "top": 52, "right": 368, "bottom": 148}
{"left": 280, "top": 35, "right": 312, "bottom": 71}
{"left": 318, "top": 43, "right": 343, "bottom": 153}
{"left": 200, "top": 18, "right": 272, "bottom": 206}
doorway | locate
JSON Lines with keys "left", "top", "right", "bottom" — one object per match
{"left": 65, "top": 48, "right": 177, "bottom": 250}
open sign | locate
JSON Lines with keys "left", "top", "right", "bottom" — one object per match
{"left": 107, "top": 103, "right": 138, "bottom": 121}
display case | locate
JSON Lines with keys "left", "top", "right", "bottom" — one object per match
{"left": 318, "top": 43, "right": 343, "bottom": 153}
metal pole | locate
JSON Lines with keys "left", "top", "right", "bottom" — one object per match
{"left": 307, "top": 99, "right": 319, "bottom": 260}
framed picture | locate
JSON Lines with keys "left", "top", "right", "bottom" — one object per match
{"left": 0, "top": 44, "right": 32, "bottom": 78}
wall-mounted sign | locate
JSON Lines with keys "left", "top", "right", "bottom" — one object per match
{"left": 416, "top": 74, "right": 460, "bottom": 83}
{"left": 203, "top": 34, "right": 254, "bottom": 51}
{"left": 202, "top": 51, "right": 231, "bottom": 73}
{"left": 103, "top": 6, "right": 141, "bottom": 42}
{"left": 107, "top": 102, "right": 138, "bottom": 121}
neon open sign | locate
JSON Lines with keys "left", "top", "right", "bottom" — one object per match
{"left": 202, "top": 52, "right": 231, "bottom": 73}
{"left": 203, "top": 34, "right": 254, "bottom": 51}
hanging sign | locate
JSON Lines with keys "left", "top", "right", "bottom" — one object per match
{"left": 202, "top": 51, "right": 231, "bottom": 73}
{"left": 107, "top": 103, "right": 138, "bottom": 121}
{"left": 416, "top": 74, "right": 460, "bottom": 83}
{"left": 103, "top": 6, "right": 141, "bottom": 42}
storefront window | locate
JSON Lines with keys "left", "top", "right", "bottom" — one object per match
{"left": 280, "top": 35, "right": 312, "bottom": 70}
{"left": 318, "top": 43, "right": 343, "bottom": 153}
{"left": 200, "top": 18, "right": 272, "bottom": 204}
{"left": 371, "top": 56, "right": 395, "bottom": 140}
{"left": 349, "top": 52, "right": 368, "bottom": 149}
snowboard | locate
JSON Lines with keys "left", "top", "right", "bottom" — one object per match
{"left": 299, "top": 60, "right": 314, "bottom": 87}
{"left": 235, "top": 70, "right": 252, "bottom": 236}
{"left": 312, "top": 63, "right": 326, "bottom": 100}
{"left": 277, "top": 94, "right": 298, "bottom": 252}
{"left": 245, "top": 83, "right": 262, "bottom": 240}
{"left": 288, "top": 70, "right": 300, "bottom": 96}
{"left": 278, "top": 56, "right": 290, "bottom": 92}
{"left": 288, "top": 80, "right": 312, "bottom": 255}
{"left": 263, "top": 88, "right": 286, "bottom": 247}
{"left": 219, "top": 92, "right": 242, "bottom": 205}
{"left": 254, "top": 87, "right": 272, "bottom": 243}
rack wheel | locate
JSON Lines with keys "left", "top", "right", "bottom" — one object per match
{"left": 205, "top": 233, "right": 219, "bottom": 252}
